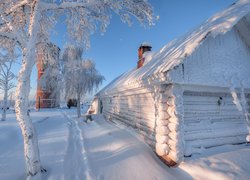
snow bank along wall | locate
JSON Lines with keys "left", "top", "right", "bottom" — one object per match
{"left": 94, "top": 1, "right": 250, "bottom": 166}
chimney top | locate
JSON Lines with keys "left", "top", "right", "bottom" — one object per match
{"left": 137, "top": 42, "right": 152, "bottom": 69}
{"left": 141, "top": 42, "right": 152, "bottom": 48}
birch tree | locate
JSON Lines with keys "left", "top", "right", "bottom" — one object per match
{"left": 0, "top": 48, "right": 17, "bottom": 121}
{"left": 0, "top": 60, "right": 16, "bottom": 121}
{"left": 0, "top": 0, "right": 154, "bottom": 178}
{"left": 63, "top": 46, "right": 104, "bottom": 117}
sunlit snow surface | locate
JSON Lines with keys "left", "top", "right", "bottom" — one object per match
{"left": 0, "top": 109, "right": 250, "bottom": 180}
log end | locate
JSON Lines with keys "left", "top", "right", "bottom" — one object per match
{"left": 158, "top": 154, "right": 178, "bottom": 167}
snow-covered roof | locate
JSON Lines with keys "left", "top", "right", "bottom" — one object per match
{"left": 99, "top": 0, "right": 250, "bottom": 95}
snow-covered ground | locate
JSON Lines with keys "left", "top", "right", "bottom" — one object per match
{"left": 0, "top": 108, "right": 250, "bottom": 180}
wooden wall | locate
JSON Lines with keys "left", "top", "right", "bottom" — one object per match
{"left": 183, "top": 91, "right": 250, "bottom": 156}
{"left": 101, "top": 90, "right": 157, "bottom": 148}
{"left": 98, "top": 84, "right": 250, "bottom": 165}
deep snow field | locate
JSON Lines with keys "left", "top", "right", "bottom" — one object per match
{"left": 0, "top": 108, "right": 250, "bottom": 180}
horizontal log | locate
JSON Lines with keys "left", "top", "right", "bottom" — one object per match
{"left": 106, "top": 110, "right": 156, "bottom": 124}
{"left": 168, "top": 122, "right": 180, "bottom": 132}
{"left": 109, "top": 113, "right": 136, "bottom": 127}
{"left": 139, "top": 129, "right": 157, "bottom": 143}
{"left": 184, "top": 121, "right": 246, "bottom": 132}
{"left": 110, "top": 113, "right": 158, "bottom": 136}
{"left": 118, "top": 109, "right": 155, "bottom": 118}
{"left": 168, "top": 132, "right": 182, "bottom": 142}
{"left": 155, "top": 143, "right": 169, "bottom": 156}
{"left": 156, "top": 125, "right": 169, "bottom": 135}
{"left": 156, "top": 119, "right": 169, "bottom": 126}
{"left": 135, "top": 121, "right": 157, "bottom": 133}
{"left": 156, "top": 134, "right": 169, "bottom": 143}
{"left": 184, "top": 115, "right": 244, "bottom": 122}
{"left": 167, "top": 150, "right": 183, "bottom": 164}
{"left": 104, "top": 109, "right": 155, "bottom": 121}
{"left": 167, "top": 107, "right": 175, "bottom": 117}
{"left": 184, "top": 109, "right": 243, "bottom": 116}
{"left": 184, "top": 127, "right": 248, "bottom": 141}
{"left": 168, "top": 139, "right": 183, "bottom": 153}
{"left": 158, "top": 110, "right": 171, "bottom": 120}
{"left": 108, "top": 116, "right": 157, "bottom": 150}
{"left": 185, "top": 135, "right": 247, "bottom": 151}
{"left": 117, "top": 112, "right": 156, "bottom": 125}
{"left": 110, "top": 100, "right": 155, "bottom": 106}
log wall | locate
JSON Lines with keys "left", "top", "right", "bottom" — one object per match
{"left": 183, "top": 90, "right": 250, "bottom": 156}
{"left": 98, "top": 84, "right": 250, "bottom": 166}
{"left": 100, "top": 85, "right": 172, "bottom": 159}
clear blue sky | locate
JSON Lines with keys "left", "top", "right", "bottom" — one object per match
{"left": 29, "top": 0, "right": 235, "bottom": 99}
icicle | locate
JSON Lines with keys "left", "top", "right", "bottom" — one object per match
{"left": 240, "top": 86, "right": 250, "bottom": 142}
{"left": 230, "top": 79, "right": 250, "bottom": 142}
{"left": 230, "top": 86, "right": 243, "bottom": 111}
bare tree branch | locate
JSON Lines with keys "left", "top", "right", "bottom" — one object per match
{"left": 0, "top": 32, "right": 25, "bottom": 49}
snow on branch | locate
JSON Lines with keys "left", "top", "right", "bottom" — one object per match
{"left": 0, "top": 32, "right": 25, "bottom": 49}
{"left": 2, "top": 0, "right": 28, "bottom": 16}
{"left": 40, "top": 1, "right": 90, "bottom": 11}
{"left": 39, "top": 0, "right": 154, "bottom": 47}
{"left": 62, "top": 46, "right": 104, "bottom": 98}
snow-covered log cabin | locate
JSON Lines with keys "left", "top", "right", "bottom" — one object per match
{"left": 92, "top": 0, "right": 250, "bottom": 166}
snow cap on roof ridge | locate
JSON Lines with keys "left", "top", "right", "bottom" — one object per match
{"left": 141, "top": 42, "right": 152, "bottom": 47}
{"left": 153, "top": 0, "right": 250, "bottom": 73}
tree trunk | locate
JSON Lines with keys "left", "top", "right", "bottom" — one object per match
{"left": 15, "top": 0, "right": 44, "bottom": 178}
{"left": 77, "top": 92, "right": 81, "bottom": 118}
{"left": 1, "top": 83, "right": 8, "bottom": 121}
{"left": 16, "top": 55, "right": 43, "bottom": 178}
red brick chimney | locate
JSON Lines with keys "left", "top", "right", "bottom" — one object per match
{"left": 36, "top": 43, "right": 60, "bottom": 109}
{"left": 137, "top": 42, "right": 152, "bottom": 68}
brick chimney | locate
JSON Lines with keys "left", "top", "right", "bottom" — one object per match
{"left": 137, "top": 42, "right": 152, "bottom": 68}
{"left": 36, "top": 43, "right": 60, "bottom": 109}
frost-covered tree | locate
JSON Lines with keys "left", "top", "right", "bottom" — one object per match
{"left": 37, "top": 43, "right": 61, "bottom": 108}
{"left": 0, "top": 0, "right": 154, "bottom": 178}
{"left": 63, "top": 46, "right": 104, "bottom": 117}
{"left": 0, "top": 60, "right": 16, "bottom": 121}
{"left": 41, "top": 63, "right": 61, "bottom": 107}
{"left": 0, "top": 48, "right": 17, "bottom": 121}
